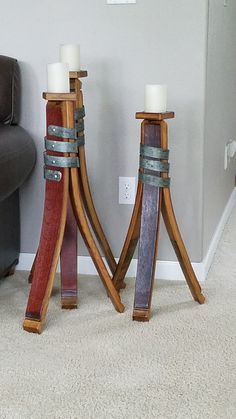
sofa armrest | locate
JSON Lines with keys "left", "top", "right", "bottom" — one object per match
{"left": 0, "top": 125, "right": 36, "bottom": 201}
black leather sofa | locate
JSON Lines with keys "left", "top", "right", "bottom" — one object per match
{"left": 0, "top": 55, "right": 36, "bottom": 278}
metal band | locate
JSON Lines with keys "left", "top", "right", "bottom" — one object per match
{"left": 77, "top": 135, "right": 85, "bottom": 147}
{"left": 45, "top": 137, "right": 84, "bottom": 152}
{"left": 44, "top": 138, "right": 78, "bottom": 153}
{"left": 140, "top": 158, "right": 169, "bottom": 173}
{"left": 75, "top": 121, "right": 84, "bottom": 133}
{"left": 139, "top": 172, "right": 170, "bottom": 188}
{"left": 140, "top": 144, "right": 169, "bottom": 160}
{"left": 44, "top": 154, "right": 80, "bottom": 168}
{"left": 74, "top": 106, "right": 85, "bottom": 120}
{"left": 44, "top": 168, "right": 62, "bottom": 182}
{"left": 48, "top": 125, "right": 76, "bottom": 139}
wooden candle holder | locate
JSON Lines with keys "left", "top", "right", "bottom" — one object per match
{"left": 113, "top": 111, "right": 205, "bottom": 321}
{"left": 23, "top": 71, "right": 124, "bottom": 334}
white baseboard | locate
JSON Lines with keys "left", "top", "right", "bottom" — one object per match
{"left": 17, "top": 188, "right": 236, "bottom": 282}
{"left": 202, "top": 187, "right": 236, "bottom": 278}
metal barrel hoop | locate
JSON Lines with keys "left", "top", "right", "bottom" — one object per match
{"left": 74, "top": 107, "right": 86, "bottom": 147}
{"left": 47, "top": 125, "right": 76, "bottom": 139}
{"left": 74, "top": 106, "right": 85, "bottom": 121}
{"left": 44, "top": 153, "right": 80, "bottom": 169}
{"left": 44, "top": 137, "right": 78, "bottom": 153}
{"left": 45, "top": 122, "right": 81, "bottom": 181}
{"left": 139, "top": 144, "right": 170, "bottom": 188}
{"left": 140, "top": 144, "right": 169, "bottom": 160}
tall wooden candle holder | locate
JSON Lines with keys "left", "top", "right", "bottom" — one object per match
{"left": 113, "top": 111, "right": 205, "bottom": 321}
{"left": 23, "top": 72, "right": 124, "bottom": 334}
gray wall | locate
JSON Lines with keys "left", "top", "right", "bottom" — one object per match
{"left": 0, "top": 1, "right": 208, "bottom": 261}
{"left": 203, "top": 0, "right": 236, "bottom": 256}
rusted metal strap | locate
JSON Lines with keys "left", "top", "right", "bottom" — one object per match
{"left": 139, "top": 172, "right": 170, "bottom": 188}
{"left": 140, "top": 157, "right": 169, "bottom": 173}
{"left": 75, "top": 121, "right": 84, "bottom": 133}
{"left": 74, "top": 106, "right": 85, "bottom": 120}
{"left": 140, "top": 144, "right": 169, "bottom": 160}
{"left": 77, "top": 135, "right": 85, "bottom": 147}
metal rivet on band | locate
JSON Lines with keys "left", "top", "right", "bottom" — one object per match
{"left": 44, "top": 153, "right": 80, "bottom": 168}
{"left": 44, "top": 168, "right": 62, "bottom": 182}
{"left": 44, "top": 137, "right": 79, "bottom": 153}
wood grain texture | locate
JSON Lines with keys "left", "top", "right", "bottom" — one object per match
{"left": 60, "top": 196, "right": 78, "bottom": 309}
{"left": 42, "top": 92, "right": 77, "bottom": 101}
{"left": 136, "top": 111, "right": 175, "bottom": 121}
{"left": 69, "top": 71, "right": 88, "bottom": 79}
{"left": 132, "top": 309, "right": 150, "bottom": 322}
{"left": 23, "top": 101, "right": 71, "bottom": 333}
{"left": 132, "top": 122, "right": 162, "bottom": 321}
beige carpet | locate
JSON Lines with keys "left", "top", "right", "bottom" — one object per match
{"left": 1, "top": 213, "right": 236, "bottom": 419}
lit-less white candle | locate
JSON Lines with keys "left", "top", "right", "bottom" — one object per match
{"left": 47, "top": 62, "right": 70, "bottom": 93}
{"left": 144, "top": 84, "right": 167, "bottom": 113}
{"left": 60, "top": 44, "right": 80, "bottom": 71}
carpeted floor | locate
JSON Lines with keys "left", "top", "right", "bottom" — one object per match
{"left": 0, "top": 211, "right": 236, "bottom": 419}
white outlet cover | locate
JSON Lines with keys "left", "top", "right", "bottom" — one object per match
{"left": 119, "top": 177, "right": 136, "bottom": 205}
{"left": 107, "top": 1, "right": 136, "bottom": 4}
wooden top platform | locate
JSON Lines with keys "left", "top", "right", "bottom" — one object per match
{"left": 43, "top": 92, "right": 77, "bottom": 101}
{"left": 69, "top": 70, "right": 88, "bottom": 79}
{"left": 136, "top": 111, "right": 175, "bottom": 121}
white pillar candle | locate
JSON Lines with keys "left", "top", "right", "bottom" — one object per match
{"left": 60, "top": 44, "right": 80, "bottom": 71}
{"left": 144, "top": 84, "right": 167, "bottom": 113}
{"left": 47, "top": 62, "right": 70, "bottom": 93}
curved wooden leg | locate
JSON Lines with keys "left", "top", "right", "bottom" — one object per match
{"left": 74, "top": 78, "right": 117, "bottom": 275}
{"left": 60, "top": 196, "right": 78, "bottom": 309}
{"left": 133, "top": 187, "right": 162, "bottom": 321}
{"left": 112, "top": 121, "right": 147, "bottom": 291}
{"left": 23, "top": 169, "right": 69, "bottom": 334}
{"left": 79, "top": 146, "right": 117, "bottom": 275}
{"left": 161, "top": 189, "right": 205, "bottom": 304}
{"left": 160, "top": 120, "right": 205, "bottom": 304}
{"left": 133, "top": 123, "right": 163, "bottom": 321}
{"left": 70, "top": 168, "right": 124, "bottom": 313}
{"left": 30, "top": 203, "right": 78, "bottom": 309}
{"left": 23, "top": 102, "right": 70, "bottom": 334}
{"left": 112, "top": 183, "right": 143, "bottom": 291}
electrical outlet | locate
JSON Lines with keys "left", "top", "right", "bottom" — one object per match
{"left": 227, "top": 140, "right": 236, "bottom": 158}
{"left": 119, "top": 177, "right": 136, "bottom": 204}
{"left": 224, "top": 140, "right": 236, "bottom": 170}
{"left": 224, "top": 144, "right": 228, "bottom": 170}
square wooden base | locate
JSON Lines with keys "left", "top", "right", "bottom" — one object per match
{"left": 132, "top": 308, "right": 150, "bottom": 322}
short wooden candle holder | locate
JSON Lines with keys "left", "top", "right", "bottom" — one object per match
{"left": 113, "top": 111, "right": 205, "bottom": 321}
{"left": 23, "top": 71, "right": 124, "bottom": 334}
